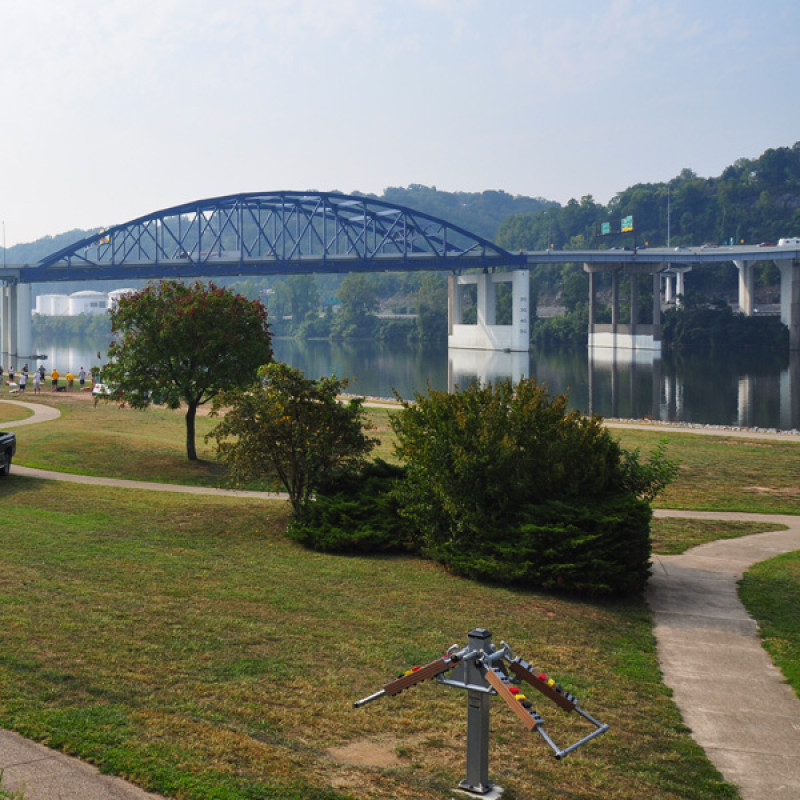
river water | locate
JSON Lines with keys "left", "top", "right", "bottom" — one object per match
{"left": 24, "top": 335, "right": 800, "bottom": 431}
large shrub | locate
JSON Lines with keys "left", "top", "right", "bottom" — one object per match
{"left": 287, "top": 459, "right": 416, "bottom": 554}
{"left": 390, "top": 379, "right": 676, "bottom": 596}
{"left": 209, "top": 363, "right": 376, "bottom": 516}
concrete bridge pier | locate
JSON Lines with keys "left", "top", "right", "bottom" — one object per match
{"left": 734, "top": 260, "right": 755, "bottom": 315}
{"left": 0, "top": 282, "right": 33, "bottom": 368}
{"left": 663, "top": 267, "right": 692, "bottom": 307}
{"left": 585, "top": 263, "right": 662, "bottom": 351}
{"left": 448, "top": 269, "right": 530, "bottom": 352}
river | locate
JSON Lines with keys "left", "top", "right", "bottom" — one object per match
{"left": 22, "top": 335, "right": 800, "bottom": 431}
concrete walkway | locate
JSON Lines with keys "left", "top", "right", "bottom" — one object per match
{"left": 0, "top": 730, "right": 164, "bottom": 800}
{"left": 1, "top": 398, "right": 799, "bottom": 799}
{"left": 0, "top": 398, "right": 61, "bottom": 427}
{"left": 648, "top": 510, "right": 800, "bottom": 800}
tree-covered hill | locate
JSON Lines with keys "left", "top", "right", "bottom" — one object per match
{"left": 496, "top": 141, "right": 800, "bottom": 252}
{"left": 371, "top": 184, "right": 553, "bottom": 240}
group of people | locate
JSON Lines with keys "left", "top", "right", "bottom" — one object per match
{"left": 0, "top": 364, "right": 89, "bottom": 394}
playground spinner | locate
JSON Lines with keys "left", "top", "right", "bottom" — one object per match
{"left": 355, "top": 627, "right": 609, "bottom": 796}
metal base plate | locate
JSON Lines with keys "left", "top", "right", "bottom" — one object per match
{"left": 452, "top": 784, "right": 503, "bottom": 799}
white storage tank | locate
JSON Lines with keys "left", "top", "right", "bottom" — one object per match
{"left": 68, "top": 291, "right": 108, "bottom": 316}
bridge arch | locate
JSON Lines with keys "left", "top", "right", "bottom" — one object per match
{"left": 21, "top": 191, "right": 523, "bottom": 283}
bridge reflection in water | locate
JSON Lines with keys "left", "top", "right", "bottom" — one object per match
{"left": 31, "top": 335, "right": 800, "bottom": 431}
{"left": 447, "top": 346, "right": 800, "bottom": 431}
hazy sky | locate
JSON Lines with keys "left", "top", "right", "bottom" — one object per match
{"left": 1, "top": 0, "right": 797, "bottom": 246}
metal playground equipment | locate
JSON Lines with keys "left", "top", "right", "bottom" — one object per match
{"left": 355, "top": 627, "right": 609, "bottom": 797}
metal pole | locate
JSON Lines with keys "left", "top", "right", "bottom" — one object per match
{"left": 459, "top": 627, "right": 494, "bottom": 795}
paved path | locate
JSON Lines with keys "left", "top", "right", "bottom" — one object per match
{"left": 648, "top": 510, "right": 800, "bottom": 800}
{"left": 11, "top": 464, "right": 286, "bottom": 499}
{"left": 2, "top": 399, "right": 799, "bottom": 799}
{"left": 0, "top": 398, "right": 61, "bottom": 427}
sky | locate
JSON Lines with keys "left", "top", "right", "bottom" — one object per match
{"left": 1, "top": 0, "right": 798, "bottom": 247}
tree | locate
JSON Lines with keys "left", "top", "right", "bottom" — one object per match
{"left": 415, "top": 273, "right": 448, "bottom": 340}
{"left": 390, "top": 378, "right": 677, "bottom": 596}
{"left": 208, "top": 363, "right": 377, "bottom": 516}
{"left": 104, "top": 280, "right": 272, "bottom": 461}
{"left": 286, "top": 274, "right": 320, "bottom": 322}
{"left": 332, "top": 273, "right": 379, "bottom": 337}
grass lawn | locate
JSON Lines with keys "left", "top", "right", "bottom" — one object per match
{"left": 0, "top": 401, "right": 33, "bottom": 424}
{"left": 612, "top": 428, "right": 800, "bottom": 515}
{"left": 0, "top": 477, "right": 737, "bottom": 800}
{"left": 8, "top": 393, "right": 228, "bottom": 487}
{"left": 1, "top": 395, "right": 799, "bottom": 798}
{"left": 739, "top": 552, "right": 800, "bottom": 701}
{"left": 650, "top": 517, "right": 788, "bottom": 554}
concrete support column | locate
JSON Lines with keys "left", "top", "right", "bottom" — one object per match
{"left": 448, "top": 273, "right": 461, "bottom": 335}
{"left": 666, "top": 266, "right": 692, "bottom": 308}
{"left": 2, "top": 283, "right": 18, "bottom": 366}
{"left": 652, "top": 272, "right": 662, "bottom": 341}
{"left": 775, "top": 259, "right": 795, "bottom": 331}
{"left": 587, "top": 266, "right": 596, "bottom": 326}
{"left": 783, "top": 259, "right": 800, "bottom": 351}
{"left": 511, "top": 269, "right": 530, "bottom": 345}
{"left": 479, "top": 273, "right": 496, "bottom": 327}
{"left": 664, "top": 273, "right": 674, "bottom": 304}
{"left": 734, "top": 260, "right": 755, "bottom": 315}
{"left": 675, "top": 269, "right": 686, "bottom": 306}
{"left": 16, "top": 283, "right": 32, "bottom": 361}
{"left": 611, "top": 268, "right": 619, "bottom": 332}
{"left": 448, "top": 270, "right": 530, "bottom": 352}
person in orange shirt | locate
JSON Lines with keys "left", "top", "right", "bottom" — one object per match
{"left": 51, "top": 368, "right": 59, "bottom": 391}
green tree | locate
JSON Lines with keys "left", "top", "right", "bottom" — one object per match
{"left": 415, "top": 273, "right": 448, "bottom": 340}
{"left": 332, "top": 273, "right": 379, "bottom": 337}
{"left": 208, "top": 363, "right": 377, "bottom": 516}
{"left": 104, "top": 280, "right": 272, "bottom": 461}
{"left": 286, "top": 274, "right": 320, "bottom": 322}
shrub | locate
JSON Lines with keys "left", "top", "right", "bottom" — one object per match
{"left": 209, "top": 364, "right": 376, "bottom": 516}
{"left": 287, "top": 459, "right": 416, "bottom": 554}
{"left": 390, "top": 378, "right": 675, "bottom": 597}
{"left": 434, "top": 496, "right": 652, "bottom": 596}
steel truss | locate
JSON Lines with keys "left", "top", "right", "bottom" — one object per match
{"left": 21, "top": 192, "right": 522, "bottom": 283}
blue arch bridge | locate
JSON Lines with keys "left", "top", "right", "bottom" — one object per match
{"left": 1, "top": 191, "right": 799, "bottom": 360}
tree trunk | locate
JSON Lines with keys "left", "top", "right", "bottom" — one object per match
{"left": 185, "top": 402, "right": 198, "bottom": 460}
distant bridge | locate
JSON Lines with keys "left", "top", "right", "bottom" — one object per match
{"left": 7, "top": 191, "right": 524, "bottom": 283}
{"left": 0, "top": 192, "right": 799, "bottom": 356}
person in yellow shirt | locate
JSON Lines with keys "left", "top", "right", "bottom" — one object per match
{"left": 51, "top": 368, "right": 59, "bottom": 391}
{"left": 66, "top": 372, "right": 75, "bottom": 390}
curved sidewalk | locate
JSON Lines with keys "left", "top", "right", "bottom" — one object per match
{"left": 0, "top": 398, "right": 61, "bottom": 427}
{"left": 648, "top": 510, "right": 800, "bottom": 800}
